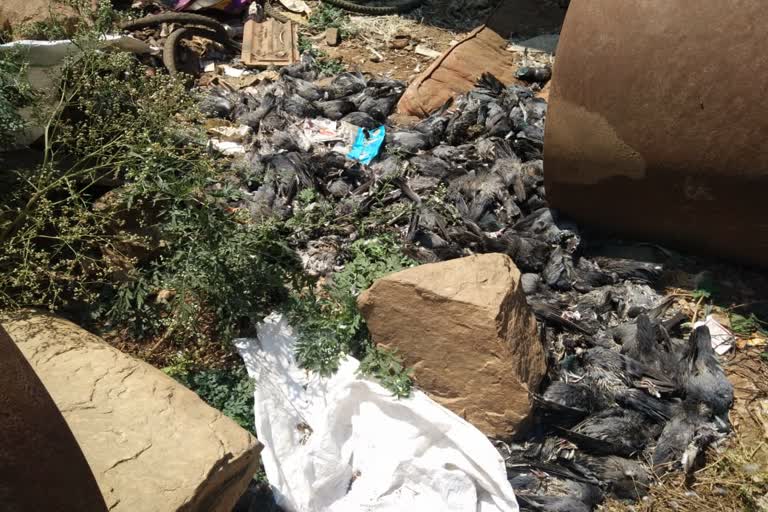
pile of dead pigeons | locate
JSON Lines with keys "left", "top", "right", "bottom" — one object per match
{"left": 199, "top": 56, "right": 734, "bottom": 511}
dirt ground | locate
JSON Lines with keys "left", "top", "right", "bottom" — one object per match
{"left": 277, "top": 0, "right": 565, "bottom": 81}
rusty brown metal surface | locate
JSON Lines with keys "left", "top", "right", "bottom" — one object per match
{"left": 544, "top": 0, "right": 768, "bottom": 266}
{"left": 0, "top": 323, "right": 108, "bottom": 512}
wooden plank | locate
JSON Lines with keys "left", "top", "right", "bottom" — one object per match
{"left": 241, "top": 18, "right": 300, "bottom": 67}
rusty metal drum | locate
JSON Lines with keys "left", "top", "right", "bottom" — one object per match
{"left": 0, "top": 323, "right": 108, "bottom": 511}
{"left": 545, "top": 0, "right": 768, "bottom": 265}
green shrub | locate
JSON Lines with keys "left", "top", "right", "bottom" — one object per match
{"left": 165, "top": 358, "right": 256, "bottom": 434}
{"left": 1, "top": 35, "right": 300, "bottom": 348}
{"left": 297, "top": 35, "right": 346, "bottom": 76}
{"left": 0, "top": 50, "right": 35, "bottom": 147}
{"left": 287, "top": 236, "right": 415, "bottom": 396}
{"left": 308, "top": 4, "right": 350, "bottom": 36}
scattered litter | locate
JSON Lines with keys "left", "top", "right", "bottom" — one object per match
{"left": 235, "top": 314, "right": 520, "bottom": 512}
{"left": 736, "top": 336, "right": 768, "bottom": 350}
{"left": 694, "top": 315, "right": 735, "bottom": 355}
{"left": 346, "top": 125, "right": 386, "bottom": 165}
{"left": 300, "top": 118, "right": 385, "bottom": 164}
{"left": 369, "top": 47, "right": 385, "bottom": 62}
{"left": 221, "top": 65, "right": 250, "bottom": 77}
{"left": 301, "top": 118, "right": 346, "bottom": 144}
{"left": 210, "top": 139, "right": 246, "bottom": 155}
{"left": 208, "top": 124, "right": 253, "bottom": 142}
{"left": 414, "top": 44, "right": 442, "bottom": 59}
{"left": 278, "top": 0, "right": 311, "bottom": 14}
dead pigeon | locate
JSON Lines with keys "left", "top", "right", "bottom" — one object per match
{"left": 563, "top": 407, "right": 660, "bottom": 456}
{"left": 326, "top": 72, "right": 367, "bottom": 99}
{"left": 315, "top": 99, "right": 355, "bottom": 120}
{"left": 685, "top": 326, "right": 734, "bottom": 418}
{"left": 572, "top": 454, "right": 650, "bottom": 500}
{"left": 341, "top": 112, "right": 380, "bottom": 129}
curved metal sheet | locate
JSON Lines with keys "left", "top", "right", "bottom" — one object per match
{"left": 0, "top": 323, "right": 108, "bottom": 511}
{"left": 544, "top": 0, "right": 768, "bottom": 266}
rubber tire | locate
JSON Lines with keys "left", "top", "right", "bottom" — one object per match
{"left": 162, "top": 26, "right": 229, "bottom": 75}
{"left": 320, "top": 0, "right": 425, "bottom": 15}
{"left": 120, "top": 12, "right": 230, "bottom": 43}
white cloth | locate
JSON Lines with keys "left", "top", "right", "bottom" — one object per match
{"left": 235, "top": 313, "right": 519, "bottom": 512}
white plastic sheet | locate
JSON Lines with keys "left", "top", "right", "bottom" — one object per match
{"left": 235, "top": 314, "right": 519, "bottom": 512}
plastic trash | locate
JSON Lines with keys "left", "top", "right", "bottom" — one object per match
{"left": 301, "top": 119, "right": 385, "bottom": 164}
{"left": 234, "top": 314, "right": 519, "bottom": 512}
{"left": 278, "top": 0, "right": 312, "bottom": 14}
{"left": 346, "top": 125, "right": 386, "bottom": 165}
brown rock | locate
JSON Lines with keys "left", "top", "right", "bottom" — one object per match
{"left": 390, "top": 35, "right": 410, "bottom": 50}
{"left": 357, "top": 253, "right": 546, "bottom": 439}
{"left": 325, "top": 27, "right": 341, "bottom": 47}
{"left": 0, "top": 0, "right": 75, "bottom": 35}
{"left": 1, "top": 311, "right": 262, "bottom": 512}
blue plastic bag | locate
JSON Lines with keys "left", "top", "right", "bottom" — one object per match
{"left": 346, "top": 125, "right": 385, "bottom": 165}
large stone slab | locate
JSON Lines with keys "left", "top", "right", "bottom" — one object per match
{"left": 0, "top": 0, "right": 74, "bottom": 34}
{"left": 357, "top": 253, "right": 546, "bottom": 438}
{"left": 1, "top": 311, "right": 261, "bottom": 512}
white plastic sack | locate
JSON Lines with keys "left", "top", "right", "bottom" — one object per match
{"left": 235, "top": 314, "right": 519, "bottom": 512}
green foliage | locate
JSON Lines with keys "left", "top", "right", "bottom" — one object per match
{"left": 14, "top": 0, "right": 118, "bottom": 41}
{"left": 308, "top": 4, "right": 349, "bottom": 36}
{"left": 104, "top": 218, "right": 299, "bottom": 341}
{"left": 692, "top": 288, "right": 712, "bottom": 301}
{"left": 287, "top": 236, "right": 415, "bottom": 396}
{"left": 1, "top": 26, "right": 300, "bottom": 346}
{"left": 692, "top": 272, "right": 717, "bottom": 301}
{"left": 297, "top": 35, "right": 346, "bottom": 76}
{"left": 359, "top": 346, "right": 413, "bottom": 397}
{"left": 730, "top": 312, "right": 767, "bottom": 336}
{"left": 329, "top": 236, "right": 414, "bottom": 301}
{"left": 0, "top": 50, "right": 35, "bottom": 147}
{"left": 15, "top": 19, "right": 71, "bottom": 41}
{"left": 286, "top": 193, "right": 339, "bottom": 240}
{"left": 165, "top": 358, "right": 256, "bottom": 434}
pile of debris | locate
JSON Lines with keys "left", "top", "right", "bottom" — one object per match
{"left": 196, "top": 57, "right": 735, "bottom": 510}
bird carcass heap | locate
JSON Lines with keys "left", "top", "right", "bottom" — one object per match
{"left": 198, "top": 57, "right": 735, "bottom": 510}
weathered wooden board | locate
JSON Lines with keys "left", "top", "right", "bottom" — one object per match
{"left": 241, "top": 18, "right": 299, "bottom": 67}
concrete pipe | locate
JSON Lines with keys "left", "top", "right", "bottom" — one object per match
{"left": 544, "top": 0, "right": 768, "bottom": 266}
{"left": 0, "top": 323, "right": 108, "bottom": 511}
